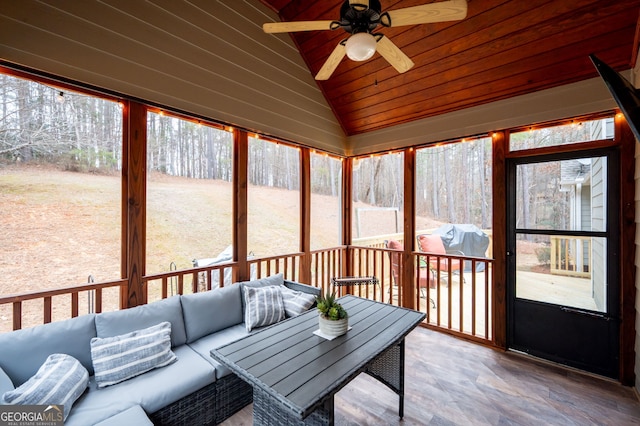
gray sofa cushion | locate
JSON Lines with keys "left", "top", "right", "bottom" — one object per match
{"left": 187, "top": 324, "right": 248, "bottom": 379}
{"left": 95, "top": 296, "right": 187, "bottom": 347}
{"left": 181, "top": 285, "right": 243, "bottom": 343}
{"left": 65, "top": 345, "right": 215, "bottom": 426}
{"left": 93, "top": 405, "right": 152, "bottom": 426}
{"left": 0, "top": 314, "right": 96, "bottom": 386}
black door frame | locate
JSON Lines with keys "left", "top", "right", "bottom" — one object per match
{"left": 506, "top": 146, "right": 620, "bottom": 378}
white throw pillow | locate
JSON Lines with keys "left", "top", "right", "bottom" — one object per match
{"left": 244, "top": 285, "right": 285, "bottom": 332}
{"left": 280, "top": 286, "right": 316, "bottom": 317}
{"left": 2, "top": 353, "right": 89, "bottom": 420}
{"left": 91, "top": 321, "right": 176, "bottom": 388}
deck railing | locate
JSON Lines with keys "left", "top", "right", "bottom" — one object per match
{"left": 0, "top": 279, "right": 126, "bottom": 332}
{"left": 309, "top": 247, "right": 345, "bottom": 293}
{"left": 144, "top": 263, "right": 239, "bottom": 303}
{"left": 550, "top": 235, "right": 591, "bottom": 278}
{"left": 0, "top": 246, "right": 493, "bottom": 345}
{"left": 345, "top": 245, "right": 493, "bottom": 343}
{"left": 415, "top": 252, "right": 493, "bottom": 342}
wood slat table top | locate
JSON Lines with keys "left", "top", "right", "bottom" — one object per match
{"left": 210, "top": 295, "right": 425, "bottom": 419}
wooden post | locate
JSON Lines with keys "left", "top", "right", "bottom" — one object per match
{"left": 615, "top": 113, "right": 636, "bottom": 385}
{"left": 492, "top": 131, "right": 507, "bottom": 348}
{"left": 123, "top": 100, "right": 147, "bottom": 308}
{"left": 299, "top": 148, "right": 312, "bottom": 284}
{"left": 233, "top": 129, "right": 249, "bottom": 282}
{"left": 342, "top": 158, "right": 353, "bottom": 278}
{"left": 401, "top": 148, "right": 416, "bottom": 309}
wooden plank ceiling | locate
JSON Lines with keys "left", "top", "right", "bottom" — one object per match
{"left": 259, "top": 0, "right": 640, "bottom": 136}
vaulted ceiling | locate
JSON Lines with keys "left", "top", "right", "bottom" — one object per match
{"left": 259, "top": 0, "right": 640, "bottom": 136}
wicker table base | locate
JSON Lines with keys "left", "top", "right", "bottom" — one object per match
{"left": 253, "top": 387, "right": 333, "bottom": 426}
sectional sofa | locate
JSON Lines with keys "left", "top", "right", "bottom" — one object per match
{"left": 0, "top": 274, "right": 320, "bottom": 425}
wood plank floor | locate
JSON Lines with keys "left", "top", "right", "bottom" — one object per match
{"left": 220, "top": 326, "right": 640, "bottom": 425}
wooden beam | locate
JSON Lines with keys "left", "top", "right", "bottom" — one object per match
{"left": 492, "top": 131, "right": 507, "bottom": 348}
{"left": 123, "top": 100, "right": 147, "bottom": 308}
{"left": 342, "top": 158, "right": 353, "bottom": 277}
{"left": 121, "top": 100, "right": 129, "bottom": 299}
{"left": 299, "top": 148, "right": 312, "bottom": 284}
{"left": 401, "top": 148, "right": 417, "bottom": 309}
{"left": 615, "top": 113, "right": 636, "bottom": 386}
{"left": 233, "top": 129, "right": 250, "bottom": 281}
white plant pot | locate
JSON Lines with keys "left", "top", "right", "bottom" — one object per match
{"left": 318, "top": 314, "right": 349, "bottom": 337}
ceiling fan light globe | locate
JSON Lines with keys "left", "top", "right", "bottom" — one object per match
{"left": 345, "top": 32, "right": 377, "bottom": 61}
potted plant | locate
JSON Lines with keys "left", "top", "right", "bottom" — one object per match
{"left": 316, "top": 291, "right": 349, "bottom": 337}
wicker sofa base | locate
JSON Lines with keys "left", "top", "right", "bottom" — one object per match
{"left": 149, "top": 373, "right": 253, "bottom": 426}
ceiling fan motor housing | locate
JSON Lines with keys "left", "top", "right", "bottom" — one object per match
{"left": 339, "top": 0, "right": 382, "bottom": 34}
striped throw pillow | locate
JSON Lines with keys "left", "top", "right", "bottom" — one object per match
{"left": 91, "top": 321, "right": 176, "bottom": 388}
{"left": 280, "top": 286, "right": 316, "bottom": 317}
{"left": 2, "top": 353, "right": 89, "bottom": 420}
{"left": 244, "top": 285, "right": 285, "bottom": 332}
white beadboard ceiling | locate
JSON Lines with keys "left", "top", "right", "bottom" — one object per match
{"left": 0, "top": 0, "right": 346, "bottom": 153}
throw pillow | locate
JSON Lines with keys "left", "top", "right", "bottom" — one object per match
{"left": 280, "top": 286, "right": 316, "bottom": 317}
{"left": 244, "top": 285, "right": 285, "bottom": 332}
{"left": 2, "top": 353, "right": 89, "bottom": 420}
{"left": 90, "top": 321, "right": 177, "bottom": 388}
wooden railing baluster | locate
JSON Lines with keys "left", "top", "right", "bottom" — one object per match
{"left": 95, "top": 288, "right": 103, "bottom": 314}
{"left": 44, "top": 297, "right": 52, "bottom": 324}
{"left": 12, "top": 302, "right": 21, "bottom": 331}
{"left": 71, "top": 292, "right": 79, "bottom": 318}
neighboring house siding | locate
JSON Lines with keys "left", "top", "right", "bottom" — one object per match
{"left": 581, "top": 186, "right": 592, "bottom": 232}
{"left": 591, "top": 158, "right": 606, "bottom": 311}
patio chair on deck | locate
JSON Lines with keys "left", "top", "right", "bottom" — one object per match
{"left": 416, "top": 234, "right": 465, "bottom": 285}
{"left": 385, "top": 240, "right": 436, "bottom": 308}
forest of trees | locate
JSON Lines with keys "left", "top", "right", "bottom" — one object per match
{"left": 0, "top": 74, "right": 613, "bottom": 233}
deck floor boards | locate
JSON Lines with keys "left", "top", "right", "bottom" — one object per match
{"left": 220, "top": 326, "right": 640, "bottom": 425}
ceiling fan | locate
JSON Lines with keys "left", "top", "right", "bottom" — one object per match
{"left": 263, "top": 0, "right": 468, "bottom": 80}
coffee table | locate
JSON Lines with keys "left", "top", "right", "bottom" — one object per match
{"left": 210, "top": 295, "right": 425, "bottom": 425}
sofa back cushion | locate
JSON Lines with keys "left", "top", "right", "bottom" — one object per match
{"left": 181, "top": 284, "right": 243, "bottom": 343}
{"left": 0, "top": 314, "right": 96, "bottom": 386}
{"left": 95, "top": 296, "right": 187, "bottom": 347}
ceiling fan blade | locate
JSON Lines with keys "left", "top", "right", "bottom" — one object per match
{"left": 384, "top": 0, "right": 467, "bottom": 27}
{"left": 376, "top": 36, "right": 414, "bottom": 74}
{"left": 263, "top": 20, "right": 334, "bottom": 33}
{"left": 349, "top": 0, "right": 369, "bottom": 11}
{"left": 315, "top": 42, "right": 347, "bottom": 80}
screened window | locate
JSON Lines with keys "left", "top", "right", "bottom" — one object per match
{"left": 247, "top": 137, "right": 300, "bottom": 257}
{"left": 0, "top": 75, "right": 123, "bottom": 327}
{"left": 415, "top": 138, "right": 493, "bottom": 247}
{"left": 146, "top": 112, "right": 233, "bottom": 290}
{"left": 310, "top": 152, "right": 342, "bottom": 250}
{"left": 352, "top": 152, "right": 404, "bottom": 245}
{"left": 510, "top": 117, "right": 614, "bottom": 151}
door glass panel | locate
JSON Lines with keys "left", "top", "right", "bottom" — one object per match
{"left": 515, "top": 157, "right": 606, "bottom": 232}
{"left": 515, "top": 234, "right": 606, "bottom": 312}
